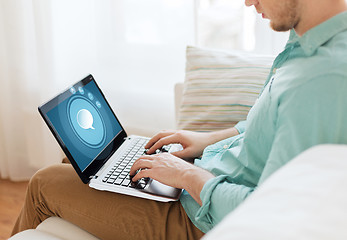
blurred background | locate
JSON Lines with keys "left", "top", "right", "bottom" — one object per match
{"left": 0, "top": 0, "right": 288, "bottom": 181}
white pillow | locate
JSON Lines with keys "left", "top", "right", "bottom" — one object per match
{"left": 178, "top": 46, "right": 274, "bottom": 132}
{"left": 203, "top": 145, "right": 347, "bottom": 240}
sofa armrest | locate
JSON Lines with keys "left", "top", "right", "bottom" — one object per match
{"left": 10, "top": 217, "right": 99, "bottom": 240}
{"left": 203, "top": 144, "right": 347, "bottom": 240}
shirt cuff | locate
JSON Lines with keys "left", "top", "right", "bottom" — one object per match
{"left": 195, "top": 175, "right": 231, "bottom": 225}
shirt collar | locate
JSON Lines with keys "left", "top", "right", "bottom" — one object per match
{"left": 286, "top": 11, "right": 347, "bottom": 56}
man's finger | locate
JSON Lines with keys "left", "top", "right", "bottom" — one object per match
{"left": 131, "top": 168, "right": 153, "bottom": 182}
{"left": 145, "top": 130, "right": 175, "bottom": 149}
{"left": 129, "top": 158, "right": 153, "bottom": 176}
{"left": 146, "top": 134, "right": 179, "bottom": 154}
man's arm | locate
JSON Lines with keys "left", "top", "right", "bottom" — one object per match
{"left": 129, "top": 152, "right": 253, "bottom": 212}
{"left": 194, "top": 76, "right": 347, "bottom": 227}
{"left": 129, "top": 152, "right": 214, "bottom": 204}
{"left": 258, "top": 76, "right": 347, "bottom": 183}
{"left": 145, "top": 125, "right": 243, "bottom": 160}
{"left": 130, "top": 153, "right": 254, "bottom": 228}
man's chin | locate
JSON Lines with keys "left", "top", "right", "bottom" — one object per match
{"left": 270, "top": 21, "right": 293, "bottom": 32}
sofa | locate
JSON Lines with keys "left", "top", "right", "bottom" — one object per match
{"left": 10, "top": 46, "right": 347, "bottom": 239}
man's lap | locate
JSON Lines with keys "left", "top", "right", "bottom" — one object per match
{"left": 23, "top": 164, "right": 203, "bottom": 240}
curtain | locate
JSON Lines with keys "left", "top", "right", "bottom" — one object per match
{"left": 0, "top": 0, "right": 195, "bottom": 180}
{"left": 0, "top": 0, "right": 62, "bottom": 180}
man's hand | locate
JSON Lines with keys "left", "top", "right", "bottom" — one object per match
{"left": 145, "top": 128, "right": 240, "bottom": 160}
{"left": 145, "top": 130, "right": 211, "bottom": 160}
{"left": 129, "top": 153, "right": 214, "bottom": 205}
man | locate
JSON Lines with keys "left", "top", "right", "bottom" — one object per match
{"left": 12, "top": 0, "right": 347, "bottom": 239}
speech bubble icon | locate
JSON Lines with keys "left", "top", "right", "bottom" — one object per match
{"left": 77, "top": 109, "right": 95, "bottom": 130}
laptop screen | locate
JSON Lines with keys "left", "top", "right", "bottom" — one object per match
{"left": 39, "top": 75, "right": 127, "bottom": 183}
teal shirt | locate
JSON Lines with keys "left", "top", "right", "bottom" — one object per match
{"left": 180, "top": 12, "right": 347, "bottom": 233}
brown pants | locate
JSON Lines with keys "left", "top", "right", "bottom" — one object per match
{"left": 12, "top": 164, "right": 204, "bottom": 240}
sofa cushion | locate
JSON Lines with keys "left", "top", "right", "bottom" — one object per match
{"left": 202, "top": 145, "right": 347, "bottom": 240}
{"left": 9, "top": 217, "right": 100, "bottom": 240}
{"left": 178, "top": 46, "right": 274, "bottom": 131}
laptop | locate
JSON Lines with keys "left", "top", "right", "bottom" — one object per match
{"left": 38, "top": 74, "right": 182, "bottom": 202}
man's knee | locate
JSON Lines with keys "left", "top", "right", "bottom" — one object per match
{"left": 30, "top": 164, "right": 62, "bottom": 183}
{"left": 28, "top": 164, "right": 73, "bottom": 196}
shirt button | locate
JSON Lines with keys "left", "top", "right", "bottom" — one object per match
{"left": 223, "top": 145, "right": 228, "bottom": 149}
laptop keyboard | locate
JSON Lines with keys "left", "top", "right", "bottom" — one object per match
{"left": 102, "top": 138, "right": 172, "bottom": 189}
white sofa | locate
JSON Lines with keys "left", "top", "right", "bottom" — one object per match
{"left": 203, "top": 144, "right": 347, "bottom": 240}
{"left": 10, "top": 82, "right": 347, "bottom": 239}
{"left": 9, "top": 216, "right": 99, "bottom": 240}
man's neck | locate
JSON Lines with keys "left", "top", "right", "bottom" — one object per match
{"left": 294, "top": 0, "right": 347, "bottom": 36}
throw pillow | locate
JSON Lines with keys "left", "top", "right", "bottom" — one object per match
{"left": 178, "top": 46, "right": 274, "bottom": 132}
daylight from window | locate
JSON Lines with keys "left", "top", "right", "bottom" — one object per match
{"left": 197, "top": 0, "right": 256, "bottom": 51}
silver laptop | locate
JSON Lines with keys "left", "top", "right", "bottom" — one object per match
{"left": 38, "top": 74, "right": 182, "bottom": 202}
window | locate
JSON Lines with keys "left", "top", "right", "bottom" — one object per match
{"left": 196, "top": 0, "right": 289, "bottom": 55}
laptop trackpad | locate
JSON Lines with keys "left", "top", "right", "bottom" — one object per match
{"left": 146, "top": 180, "right": 182, "bottom": 198}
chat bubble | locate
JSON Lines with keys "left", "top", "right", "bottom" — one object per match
{"left": 77, "top": 109, "right": 95, "bottom": 130}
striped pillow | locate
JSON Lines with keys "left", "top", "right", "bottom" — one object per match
{"left": 178, "top": 46, "right": 274, "bottom": 132}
